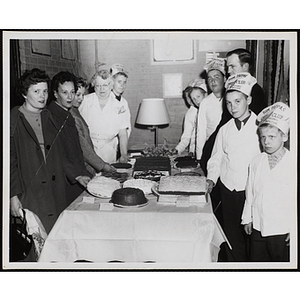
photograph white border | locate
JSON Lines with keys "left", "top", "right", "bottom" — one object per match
{"left": 2, "top": 30, "right": 298, "bottom": 271}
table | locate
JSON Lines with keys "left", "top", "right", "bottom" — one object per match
{"left": 39, "top": 190, "right": 228, "bottom": 266}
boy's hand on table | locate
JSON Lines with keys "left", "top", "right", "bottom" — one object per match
{"left": 244, "top": 222, "right": 253, "bottom": 235}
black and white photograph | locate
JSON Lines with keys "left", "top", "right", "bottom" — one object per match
{"left": 2, "top": 30, "right": 298, "bottom": 273}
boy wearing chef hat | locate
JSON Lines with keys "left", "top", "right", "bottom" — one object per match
{"left": 196, "top": 58, "right": 227, "bottom": 162}
{"left": 109, "top": 63, "right": 132, "bottom": 141}
{"left": 206, "top": 72, "right": 261, "bottom": 262}
{"left": 175, "top": 78, "right": 207, "bottom": 155}
{"left": 241, "top": 102, "right": 291, "bottom": 261}
{"left": 110, "top": 63, "right": 129, "bottom": 101}
{"left": 187, "top": 78, "right": 207, "bottom": 108}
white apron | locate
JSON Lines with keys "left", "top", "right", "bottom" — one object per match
{"left": 79, "top": 93, "right": 130, "bottom": 163}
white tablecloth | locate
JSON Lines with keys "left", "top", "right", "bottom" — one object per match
{"left": 39, "top": 191, "right": 227, "bottom": 264}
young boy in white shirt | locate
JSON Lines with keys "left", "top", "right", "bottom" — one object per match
{"left": 110, "top": 63, "right": 132, "bottom": 157}
{"left": 206, "top": 73, "right": 261, "bottom": 262}
{"left": 241, "top": 102, "right": 291, "bottom": 261}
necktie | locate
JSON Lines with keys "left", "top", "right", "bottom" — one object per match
{"left": 235, "top": 119, "right": 242, "bottom": 130}
{"left": 113, "top": 91, "right": 122, "bottom": 101}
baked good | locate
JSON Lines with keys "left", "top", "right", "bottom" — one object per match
{"left": 142, "top": 145, "right": 174, "bottom": 157}
{"left": 101, "top": 171, "right": 129, "bottom": 183}
{"left": 158, "top": 175, "right": 207, "bottom": 195}
{"left": 87, "top": 176, "right": 121, "bottom": 198}
{"left": 134, "top": 156, "right": 171, "bottom": 172}
{"left": 111, "top": 163, "right": 132, "bottom": 169}
{"left": 123, "top": 179, "right": 155, "bottom": 194}
{"left": 111, "top": 187, "right": 148, "bottom": 207}
{"left": 174, "top": 171, "right": 201, "bottom": 176}
{"left": 175, "top": 156, "right": 198, "bottom": 168}
{"left": 133, "top": 170, "right": 168, "bottom": 181}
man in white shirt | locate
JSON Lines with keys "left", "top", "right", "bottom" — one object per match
{"left": 206, "top": 73, "right": 261, "bottom": 262}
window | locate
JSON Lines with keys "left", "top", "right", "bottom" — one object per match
{"left": 151, "top": 38, "right": 195, "bottom": 65}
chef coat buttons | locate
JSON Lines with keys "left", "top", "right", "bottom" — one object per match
{"left": 52, "top": 175, "right": 56, "bottom": 181}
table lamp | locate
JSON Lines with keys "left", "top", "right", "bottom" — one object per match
{"left": 136, "top": 98, "right": 170, "bottom": 148}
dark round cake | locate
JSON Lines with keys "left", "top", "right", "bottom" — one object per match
{"left": 111, "top": 187, "right": 147, "bottom": 207}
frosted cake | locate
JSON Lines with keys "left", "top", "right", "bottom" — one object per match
{"left": 123, "top": 179, "right": 155, "bottom": 194}
{"left": 87, "top": 176, "right": 121, "bottom": 198}
{"left": 158, "top": 175, "right": 207, "bottom": 195}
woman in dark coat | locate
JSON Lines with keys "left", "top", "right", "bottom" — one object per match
{"left": 10, "top": 69, "right": 69, "bottom": 234}
{"left": 48, "top": 71, "right": 92, "bottom": 205}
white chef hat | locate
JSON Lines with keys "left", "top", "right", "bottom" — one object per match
{"left": 187, "top": 78, "right": 207, "bottom": 92}
{"left": 225, "top": 72, "right": 257, "bottom": 96}
{"left": 204, "top": 58, "right": 226, "bottom": 76}
{"left": 110, "top": 63, "right": 128, "bottom": 77}
{"left": 257, "top": 102, "right": 290, "bottom": 135}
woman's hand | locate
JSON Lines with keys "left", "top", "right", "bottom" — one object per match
{"left": 10, "top": 195, "right": 23, "bottom": 218}
{"left": 102, "top": 163, "right": 116, "bottom": 173}
{"left": 244, "top": 222, "right": 253, "bottom": 235}
{"left": 76, "top": 175, "right": 91, "bottom": 188}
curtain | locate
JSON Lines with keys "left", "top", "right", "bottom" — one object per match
{"left": 10, "top": 40, "right": 22, "bottom": 108}
{"left": 263, "top": 40, "right": 289, "bottom": 106}
{"left": 246, "top": 40, "right": 258, "bottom": 76}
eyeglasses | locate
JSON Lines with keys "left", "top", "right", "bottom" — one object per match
{"left": 95, "top": 84, "right": 110, "bottom": 89}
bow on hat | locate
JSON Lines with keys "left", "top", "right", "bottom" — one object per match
{"left": 257, "top": 102, "right": 290, "bottom": 135}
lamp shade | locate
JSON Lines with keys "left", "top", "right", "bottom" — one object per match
{"left": 136, "top": 98, "right": 170, "bottom": 126}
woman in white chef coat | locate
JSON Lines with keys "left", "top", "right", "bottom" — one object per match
{"left": 79, "top": 69, "right": 130, "bottom": 163}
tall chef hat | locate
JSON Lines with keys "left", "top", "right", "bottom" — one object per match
{"left": 257, "top": 102, "right": 290, "bottom": 135}
{"left": 204, "top": 58, "right": 226, "bottom": 76}
{"left": 110, "top": 63, "right": 128, "bottom": 77}
{"left": 225, "top": 72, "right": 257, "bottom": 96}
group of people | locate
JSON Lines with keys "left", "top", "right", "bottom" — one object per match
{"left": 10, "top": 47, "right": 291, "bottom": 263}
{"left": 175, "top": 48, "right": 291, "bottom": 262}
{"left": 10, "top": 63, "right": 131, "bottom": 261}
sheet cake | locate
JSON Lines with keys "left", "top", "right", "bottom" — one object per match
{"left": 158, "top": 175, "right": 207, "bottom": 195}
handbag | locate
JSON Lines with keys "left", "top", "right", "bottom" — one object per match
{"left": 9, "top": 209, "right": 33, "bottom": 262}
{"left": 24, "top": 209, "right": 48, "bottom": 261}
